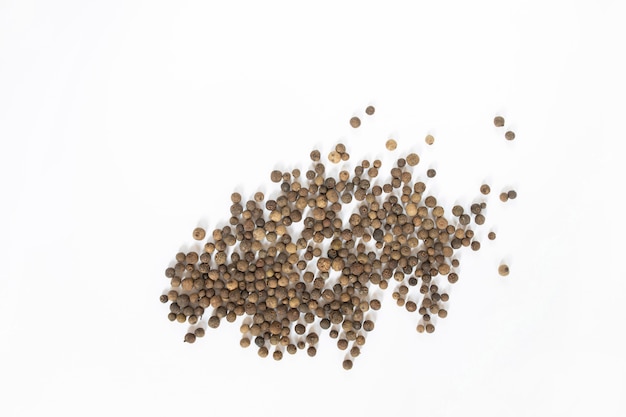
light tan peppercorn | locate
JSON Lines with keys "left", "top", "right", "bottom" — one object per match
{"left": 328, "top": 151, "right": 341, "bottom": 164}
{"left": 494, "top": 116, "right": 505, "bottom": 127}
{"left": 425, "top": 134, "right": 435, "bottom": 145}
{"left": 498, "top": 264, "right": 510, "bottom": 276}
{"left": 499, "top": 192, "right": 509, "bottom": 202}
{"left": 416, "top": 324, "right": 425, "bottom": 333}
{"left": 240, "top": 337, "right": 251, "bottom": 348}
{"left": 406, "top": 153, "right": 420, "bottom": 166}
{"left": 385, "top": 139, "right": 397, "bottom": 151}
{"left": 365, "top": 106, "right": 375, "bottom": 115}
{"left": 350, "top": 117, "right": 361, "bottom": 128}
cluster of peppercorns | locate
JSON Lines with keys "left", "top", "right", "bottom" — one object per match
{"left": 160, "top": 108, "right": 514, "bottom": 369}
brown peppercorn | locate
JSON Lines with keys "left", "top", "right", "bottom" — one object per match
{"left": 270, "top": 170, "right": 282, "bottom": 183}
{"left": 438, "top": 309, "right": 448, "bottom": 318}
{"left": 365, "top": 106, "right": 375, "bottom": 115}
{"left": 194, "top": 328, "right": 205, "bottom": 338}
{"left": 426, "top": 324, "right": 435, "bottom": 333}
{"left": 499, "top": 192, "right": 509, "bottom": 202}
{"left": 192, "top": 227, "right": 206, "bottom": 240}
{"left": 494, "top": 116, "right": 505, "bottom": 127}
{"left": 307, "top": 346, "right": 317, "bottom": 357}
{"left": 350, "top": 117, "right": 361, "bottom": 128}
{"left": 505, "top": 131, "right": 515, "bottom": 141}
{"left": 273, "top": 350, "right": 283, "bottom": 361}
{"left": 385, "top": 139, "right": 397, "bottom": 151}
{"left": 343, "top": 359, "right": 353, "bottom": 370}
{"left": 258, "top": 346, "right": 269, "bottom": 358}
{"left": 406, "top": 153, "right": 420, "bottom": 166}
{"left": 254, "top": 192, "right": 264, "bottom": 202}
{"left": 240, "top": 337, "right": 251, "bottom": 348}
{"left": 416, "top": 324, "right": 425, "bottom": 333}
{"left": 310, "top": 149, "right": 321, "bottom": 162}
{"left": 350, "top": 346, "right": 361, "bottom": 357}
{"left": 508, "top": 190, "right": 517, "bottom": 199}
{"left": 208, "top": 316, "right": 220, "bottom": 328}
{"left": 488, "top": 231, "right": 496, "bottom": 240}
{"left": 427, "top": 169, "right": 436, "bottom": 178}
{"left": 159, "top": 294, "right": 168, "bottom": 303}
{"left": 480, "top": 184, "right": 491, "bottom": 195}
{"left": 440, "top": 293, "right": 449, "bottom": 302}
{"left": 184, "top": 333, "right": 196, "bottom": 343}
{"left": 498, "top": 264, "right": 510, "bottom": 276}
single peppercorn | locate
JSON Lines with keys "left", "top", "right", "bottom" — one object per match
{"left": 508, "top": 190, "right": 517, "bottom": 199}
{"left": 498, "top": 264, "right": 510, "bottom": 276}
{"left": 488, "top": 231, "right": 496, "bottom": 240}
{"left": 406, "top": 153, "right": 420, "bottom": 166}
{"left": 499, "top": 192, "right": 509, "bottom": 202}
{"left": 505, "top": 131, "right": 515, "bottom": 141}
{"left": 350, "top": 117, "right": 361, "bottom": 128}
{"left": 480, "top": 184, "right": 491, "bottom": 195}
{"left": 385, "top": 139, "right": 397, "bottom": 151}
{"left": 494, "top": 116, "right": 505, "bottom": 127}
{"left": 425, "top": 134, "right": 434, "bottom": 145}
{"left": 343, "top": 359, "right": 353, "bottom": 370}
{"left": 365, "top": 106, "right": 375, "bottom": 115}
{"left": 427, "top": 169, "right": 436, "bottom": 178}
{"left": 184, "top": 333, "right": 196, "bottom": 343}
{"left": 270, "top": 170, "right": 282, "bottom": 183}
{"left": 192, "top": 227, "right": 206, "bottom": 240}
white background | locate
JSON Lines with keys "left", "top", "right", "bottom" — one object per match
{"left": 1, "top": 1, "right": 625, "bottom": 416}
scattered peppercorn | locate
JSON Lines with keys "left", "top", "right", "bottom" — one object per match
{"left": 160, "top": 105, "right": 517, "bottom": 369}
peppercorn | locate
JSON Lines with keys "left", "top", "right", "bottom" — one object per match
{"left": 350, "top": 117, "right": 361, "bottom": 128}
{"left": 499, "top": 192, "right": 509, "bottom": 202}
{"left": 488, "top": 231, "right": 496, "bottom": 240}
{"left": 498, "top": 264, "right": 510, "bottom": 276}
{"left": 184, "top": 333, "right": 196, "bottom": 343}
{"left": 427, "top": 169, "right": 436, "bottom": 178}
{"left": 505, "top": 131, "right": 515, "bottom": 140}
{"left": 328, "top": 151, "right": 341, "bottom": 164}
{"left": 494, "top": 116, "right": 505, "bottom": 127}
{"left": 480, "top": 184, "right": 490, "bottom": 195}
{"left": 343, "top": 359, "right": 353, "bottom": 370}
{"left": 406, "top": 153, "right": 420, "bottom": 166}
{"left": 425, "top": 134, "right": 434, "bottom": 145}
{"left": 508, "top": 190, "right": 517, "bottom": 199}
{"left": 385, "top": 139, "right": 397, "bottom": 151}
{"left": 365, "top": 106, "right": 375, "bottom": 115}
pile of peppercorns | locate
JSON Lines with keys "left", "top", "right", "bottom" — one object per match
{"left": 160, "top": 107, "right": 515, "bottom": 370}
